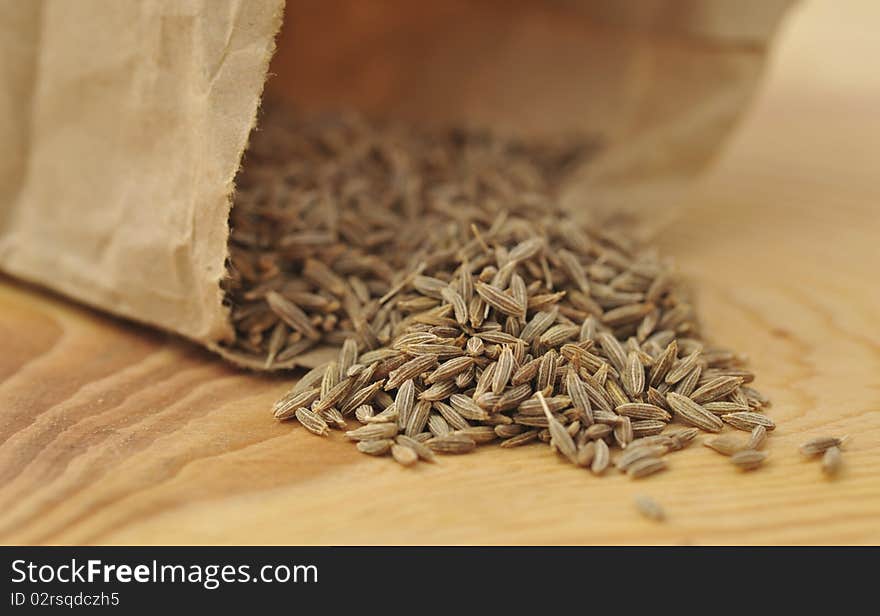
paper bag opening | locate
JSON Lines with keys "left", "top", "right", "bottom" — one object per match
{"left": 0, "top": 0, "right": 792, "bottom": 371}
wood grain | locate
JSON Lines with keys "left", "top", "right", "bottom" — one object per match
{"left": 1, "top": 0, "right": 878, "bottom": 545}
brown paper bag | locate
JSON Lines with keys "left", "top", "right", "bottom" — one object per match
{"left": 0, "top": 0, "right": 792, "bottom": 370}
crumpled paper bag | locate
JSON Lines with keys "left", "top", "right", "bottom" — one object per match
{"left": 0, "top": 0, "right": 792, "bottom": 370}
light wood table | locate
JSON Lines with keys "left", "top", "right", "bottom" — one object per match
{"left": 1, "top": 0, "right": 877, "bottom": 545}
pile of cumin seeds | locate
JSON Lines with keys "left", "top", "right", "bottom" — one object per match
{"left": 257, "top": 108, "right": 774, "bottom": 477}
{"left": 272, "top": 220, "right": 772, "bottom": 475}
{"left": 234, "top": 104, "right": 777, "bottom": 483}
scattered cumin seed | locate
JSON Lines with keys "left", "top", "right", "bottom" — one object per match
{"left": 634, "top": 495, "right": 665, "bottom": 522}
{"left": 800, "top": 436, "right": 846, "bottom": 456}
{"left": 822, "top": 446, "right": 842, "bottom": 476}
{"left": 730, "top": 449, "right": 767, "bottom": 471}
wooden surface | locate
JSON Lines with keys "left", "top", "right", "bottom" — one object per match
{"left": 1, "top": 0, "right": 878, "bottom": 545}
